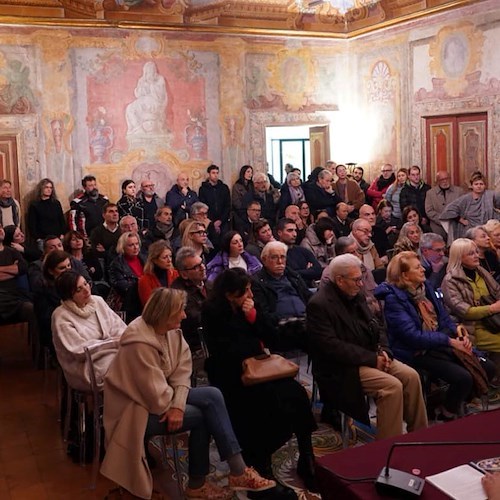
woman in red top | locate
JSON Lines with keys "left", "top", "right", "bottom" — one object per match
{"left": 138, "top": 240, "right": 179, "bottom": 307}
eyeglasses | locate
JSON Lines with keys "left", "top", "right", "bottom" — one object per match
{"left": 355, "top": 228, "right": 373, "bottom": 236}
{"left": 196, "top": 211, "right": 208, "bottom": 216}
{"left": 430, "top": 247, "right": 446, "bottom": 254}
{"left": 381, "top": 170, "right": 393, "bottom": 173}
{"left": 268, "top": 254, "right": 286, "bottom": 262}
{"left": 190, "top": 230, "right": 207, "bottom": 236}
{"left": 342, "top": 276, "right": 363, "bottom": 284}
{"left": 184, "top": 262, "right": 205, "bottom": 271}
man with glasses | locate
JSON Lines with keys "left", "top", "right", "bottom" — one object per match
{"left": 234, "top": 200, "right": 262, "bottom": 244}
{"left": 307, "top": 253, "right": 427, "bottom": 440}
{"left": 420, "top": 232, "right": 447, "bottom": 289}
{"left": 350, "top": 218, "right": 385, "bottom": 271}
{"left": 367, "top": 163, "right": 395, "bottom": 210}
{"left": 359, "top": 204, "right": 390, "bottom": 261}
{"left": 425, "top": 170, "right": 464, "bottom": 239}
{"left": 137, "top": 179, "right": 164, "bottom": 230}
{"left": 242, "top": 172, "right": 278, "bottom": 227}
{"left": 172, "top": 246, "right": 208, "bottom": 351}
{"left": 252, "top": 241, "right": 312, "bottom": 351}
{"left": 190, "top": 201, "right": 220, "bottom": 251}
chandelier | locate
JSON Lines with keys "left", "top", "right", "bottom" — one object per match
{"left": 295, "top": 0, "right": 379, "bottom": 16}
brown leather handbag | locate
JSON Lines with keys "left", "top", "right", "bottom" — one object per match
{"left": 241, "top": 353, "right": 299, "bottom": 386}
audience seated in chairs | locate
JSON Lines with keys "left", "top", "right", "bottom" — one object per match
{"left": 350, "top": 218, "right": 386, "bottom": 272}
{"left": 101, "top": 287, "right": 275, "bottom": 500}
{"left": 233, "top": 200, "right": 262, "bottom": 245}
{"left": 359, "top": 203, "right": 390, "bottom": 259}
{"left": 252, "top": 241, "right": 311, "bottom": 352}
{"left": 181, "top": 220, "right": 216, "bottom": 264}
{"left": 402, "top": 205, "right": 432, "bottom": 234}
{"left": 331, "top": 202, "right": 352, "bottom": 239}
{"left": 375, "top": 199, "right": 399, "bottom": 249}
{"left": 442, "top": 238, "right": 500, "bottom": 370}
{"left": 138, "top": 240, "right": 179, "bottom": 308}
{"left": 89, "top": 203, "right": 121, "bottom": 259}
{"left": 202, "top": 269, "right": 317, "bottom": 496}
{"left": 143, "top": 205, "right": 175, "bottom": 248}
{"left": 297, "top": 201, "right": 314, "bottom": 230}
{"left": 51, "top": 270, "right": 126, "bottom": 392}
{"left": 307, "top": 253, "right": 428, "bottom": 440}
{"left": 206, "top": 230, "right": 262, "bottom": 282}
{"left": 284, "top": 204, "right": 306, "bottom": 245}
{"left": 231, "top": 165, "right": 254, "bottom": 223}
{"left": 108, "top": 231, "right": 144, "bottom": 322}
{"left": 484, "top": 219, "right": 500, "bottom": 261}
{"left": 63, "top": 230, "right": 103, "bottom": 283}
{"left": 375, "top": 251, "right": 493, "bottom": 421}
{"left": 278, "top": 172, "right": 306, "bottom": 218}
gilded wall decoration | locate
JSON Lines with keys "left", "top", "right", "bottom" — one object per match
{"left": 429, "top": 22, "right": 484, "bottom": 97}
{"left": 123, "top": 34, "right": 166, "bottom": 59}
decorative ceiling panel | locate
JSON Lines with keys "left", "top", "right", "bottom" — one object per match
{"left": 0, "top": 0, "right": 483, "bottom": 37}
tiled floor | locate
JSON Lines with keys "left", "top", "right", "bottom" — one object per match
{"left": 0, "top": 324, "right": 117, "bottom": 500}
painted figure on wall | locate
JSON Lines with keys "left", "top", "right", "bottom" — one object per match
{"left": 126, "top": 61, "right": 168, "bottom": 137}
{"left": 0, "top": 55, "right": 36, "bottom": 114}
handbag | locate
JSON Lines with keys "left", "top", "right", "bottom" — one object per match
{"left": 241, "top": 353, "right": 299, "bottom": 386}
{"left": 479, "top": 295, "right": 500, "bottom": 333}
{"left": 452, "top": 325, "right": 489, "bottom": 396}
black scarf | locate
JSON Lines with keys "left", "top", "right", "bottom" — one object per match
{"left": 376, "top": 174, "right": 395, "bottom": 191}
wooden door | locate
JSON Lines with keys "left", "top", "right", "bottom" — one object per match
{"left": 425, "top": 113, "right": 487, "bottom": 189}
{"left": 309, "top": 125, "right": 330, "bottom": 169}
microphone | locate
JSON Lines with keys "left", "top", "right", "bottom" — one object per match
{"left": 374, "top": 440, "right": 500, "bottom": 498}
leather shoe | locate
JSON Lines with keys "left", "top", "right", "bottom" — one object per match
{"left": 297, "top": 453, "right": 319, "bottom": 493}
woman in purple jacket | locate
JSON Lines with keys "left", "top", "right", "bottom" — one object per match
{"left": 375, "top": 251, "right": 493, "bottom": 420}
{"left": 206, "top": 231, "right": 262, "bottom": 282}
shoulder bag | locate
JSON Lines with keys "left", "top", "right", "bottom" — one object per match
{"left": 241, "top": 352, "right": 299, "bottom": 386}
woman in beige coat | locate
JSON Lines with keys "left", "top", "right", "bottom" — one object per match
{"left": 442, "top": 238, "right": 500, "bottom": 355}
{"left": 101, "top": 288, "right": 274, "bottom": 500}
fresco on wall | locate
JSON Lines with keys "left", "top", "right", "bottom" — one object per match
{"left": 0, "top": 49, "right": 37, "bottom": 115}
{"left": 81, "top": 51, "right": 212, "bottom": 164}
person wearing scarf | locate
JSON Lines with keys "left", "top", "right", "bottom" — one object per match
{"left": 367, "top": 163, "right": 396, "bottom": 210}
{"left": 350, "top": 218, "right": 385, "bottom": 271}
{"left": 375, "top": 251, "right": 494, "bottom": 421}
{"left": 0, "top": 180, "right": 20, "bottom": 227}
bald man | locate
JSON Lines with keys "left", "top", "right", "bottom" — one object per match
{"left": 166, "top": 172, "right": 199, "bottom": 226}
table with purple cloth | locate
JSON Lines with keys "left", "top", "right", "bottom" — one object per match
{"left": 317, "top": 408, "right": 500, "bottom": 499}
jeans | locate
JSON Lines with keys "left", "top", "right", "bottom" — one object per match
{"left": 144, "top": 386, "right": 242, "bottom": 477}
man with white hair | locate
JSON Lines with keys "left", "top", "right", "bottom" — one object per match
{"left": 303, "top": 169, "right": 340, "bottom": 218}
{"left": 307, "top": 254, "right": 427, "bottom": 440}
{"left": 252, "top": 241, "right": 312, "bottom": 350}
{"left": 242, "top": 171, "right": 278, "bottom": 226}
{"left": 350, "top": 218, "right": 385, "bottom": 271}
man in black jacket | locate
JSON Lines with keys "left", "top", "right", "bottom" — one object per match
{"left": 252, "top": 241, "right": 312, "bottom": 351}
{"left": 400, "top": 165, "right": 431, "bottom": 224}
{"left": 307, "top": 253, "right": 427, "bottom": 439}
{"left": 302, "top": 169, "right": 340, "bottom": 218}
{"left": 198, "top": 164, "right": 231, "bottom": 236}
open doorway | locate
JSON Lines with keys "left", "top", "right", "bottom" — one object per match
{"left": 266, "top": 124, "right": 330, "bottom": 184}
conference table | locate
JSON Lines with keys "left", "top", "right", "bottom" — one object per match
{"left": 316, "top": 408, "right": 500, "bottom": 499}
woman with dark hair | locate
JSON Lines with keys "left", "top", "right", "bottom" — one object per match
{"left": 3, "top": 224, "right": 41, "bottom": 262}
{"left": 27, "top": 177, "right": 67, "bottom": 244}
{"left": 51, "top": 271, "right": 126, "bottom": 391}
{"left": 117, "top": 179, "right": 146, "bottom": 231}
{"left": 402, "top": 205, "right": 431, "bottom": 233}
{"left": 34, "top": 250, "right": 72, "bottom": 353}
{"left": 300, "top": 216, "right": 336, "bottom": 267}
{"left": 202, "top": 268, "right": 318, "bottom": 495}
{"left": 62, "top": 230, "right": 103, "bottom": 282}
{"left": 101, "top": 287, "right": 275, "bottom": 499}
{"left": 206, "top": 231, "right": 262, "bottom": 282}
{"left": 298, "top": 200, "right": 314, "bottom": 228}
{"left": 232, "top": 165, "right": 254, "bottom": 219}
{"left": 138, "top": 240, "right": 179, "bottom": 306}
{"left": 440, "top": 171, "right": 500, "bottom": 241}
{"left": 376, "top": 200, "right": 399, "bottom": 248}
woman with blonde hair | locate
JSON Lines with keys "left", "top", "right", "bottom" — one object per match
{"left": 442, "top": 238, "right": 500, "bottom": 356}
{"left": 484, "top": 219, "right": 500, "bottom": 260}
{"left": 375, "top": 251, "right": 492, "bottom": 420}
{"left": 101, "top": 287, "right": 275, "bottom": 500}
{"left": 181, "top": 220, "right": 215, "bottom": 262}
{"left": 138, "top": 240, "right": 179, "bottom": 307}
{"left": 392, "top": 222, "right": 422, "bottom": 256}
{"left": 384, "top": 167, "right": 408, "bottom": 221}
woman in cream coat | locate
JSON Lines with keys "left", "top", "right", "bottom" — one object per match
{"left": 101, "top": 287, "right": 274, "bottom": 500}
